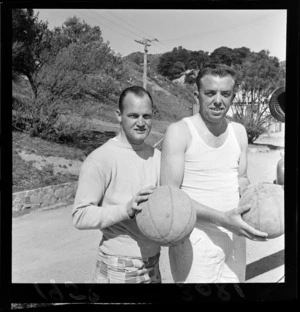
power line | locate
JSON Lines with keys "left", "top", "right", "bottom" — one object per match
{"left": 151, "top": 38, "right": 172, "bottom": 52}
{"left": 89, "top": 10, "right": 168, "bottom": 54}
{"left": 151, "top": 41, "right": 169, "bottom": 54}
{"left": 71, "top": 10, "right": 168, "bottom": 55}
{"left": 97, "top": 11, "right": 145, "bottom": 39}
{"left": 106, "top": 11, "right": 157, "bottom": 41}
{"left": 79, "top": 10, "right": 165, "bottom": 54}
{"left": 160, "top": 12, "right": 284, "bottom": 43}
{"left": 78, "top": 9, "right": 137, "bottom": 41}
{"left": 102, "top": 11, "right": 168, "bottom": 54}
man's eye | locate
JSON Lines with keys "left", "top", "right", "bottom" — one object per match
{"left": 143, "top": 115, "right": 152, "bottom": 119}
{"left": 222, "top": 93, "right": 231, "bottom": 98}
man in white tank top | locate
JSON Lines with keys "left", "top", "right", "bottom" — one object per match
{"left": 160, "top": 64, "right": 268, "bottom": 283}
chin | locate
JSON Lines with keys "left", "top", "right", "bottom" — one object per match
{"left": 136, "top": 131, "right": 150, "bottom": 140}
{"left": 131, "top": 136, "right": 147, "bottom": 145}
{"left": 209, "top": 114, "right": 226, "bottom": 122}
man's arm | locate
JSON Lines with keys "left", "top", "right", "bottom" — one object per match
{"left": 160, "top": 121, "right": 187, "bottom": 188}
{"left": 72, "top": 156, "right": 154, "bottom": 230}
{"left": 160, "top": 121, "right": 268, "bottom": 240}
{"left": 235, "top": 123, "right": 251, "bottom": 196}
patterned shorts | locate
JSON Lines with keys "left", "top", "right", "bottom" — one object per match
{"left": 92, "top": 249, "right": 161, "bottom": 284}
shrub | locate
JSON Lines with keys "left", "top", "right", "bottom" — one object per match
{"left": 229, "top": 114, "right": 266, "bottom": 144}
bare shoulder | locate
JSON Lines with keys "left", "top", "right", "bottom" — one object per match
{"left": 229, "top": 120, "right": 248, "bottom": 146}
{"left": 230, "top": 120, "right": 247, "bottom": 136}
{"left": 163, "top": 119, "right": 191, "bottom": 151}
{"left": 165, "top": 119, "right": 190, "bottom": 138}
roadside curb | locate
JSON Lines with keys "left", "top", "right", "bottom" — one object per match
{"left": 12, "top": 137, "right": 165, "bottom": 217}
{"left": 12, "top": 135, "right": 283, "bottom": 217}
{"left": 12, "top": 181, "right": 78, "bottom": 217}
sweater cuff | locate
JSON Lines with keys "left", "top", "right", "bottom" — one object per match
{"left": 118, "top": 204, "right": 132, "bottom": 221}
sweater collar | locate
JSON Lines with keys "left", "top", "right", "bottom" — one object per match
{"left": 111, "top": 137, "right": 147, "bottom": 151}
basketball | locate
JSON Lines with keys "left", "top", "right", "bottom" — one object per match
{"left": 240, "top": 182, "right": 284, "bottom": 239}
{"left": 136, "top": 185, "right": 197, "bottom": 246}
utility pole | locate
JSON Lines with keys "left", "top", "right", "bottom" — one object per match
{"left": 135, "top": 38, "right": 158, "bottom": 89}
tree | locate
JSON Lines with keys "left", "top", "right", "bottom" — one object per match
{"left": 12, "top": 9, "right": 53, "bottom": 98}
{"left": 171, "top": 61, "right": 186, "bottom": 78}
{"left": 172, "top": 46, "right": 191, "bottom": 65}
{"left": 158, "top": 47, "right": 208, "bottom": 79}
{"left": 209, "top": 46, "right": 252, "bottom": 66}
{"left": 233, "top": 47, "right": 251, "bottom": 63}
{"left": 210, "top": 46, "right": 236, "bottom": 66}
{"left": 61, "top": 16, "right": 103, "bottom": 44}
{"left": 12, "top": 13, "right": 127, "bottom": 142}
{"left": 189, "top": 50, "right": 210, "bottom": 69}
{"left": 209, "top": 46, "right": 285, "bottom": 142}
{"left": 50, "top": 16, "right": 104, "bottom": 53}
{"left": 231, "top": 50, "right": 285, "bottom": 143}
{"left": 157, "top": 51, "right": 176, "bottom": 79}
{"left": 130, "top": 52, "right": 143, "bottom": 65}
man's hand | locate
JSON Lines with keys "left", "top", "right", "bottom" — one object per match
{"left": 239, "top": 184, "right": 250, "bottom": 198}
{"left": 222, "top": 204, "right": 269, "bottom": 241}
{"left": 126, "top": 185, "right": 156, "bottom": 218}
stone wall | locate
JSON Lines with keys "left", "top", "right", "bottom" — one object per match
{"left": 13, "top": 182, "right": 78, "bottom": 216}
{"left": 12, "top": 138, "right": 164, "bottom": 217}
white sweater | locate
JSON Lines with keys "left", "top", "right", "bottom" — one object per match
{"left": 72, "top": 137, "right": 161, "bottom": 258}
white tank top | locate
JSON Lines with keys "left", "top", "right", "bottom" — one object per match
{"left": 181, "top": 117, "right": 241, "bottom": 218}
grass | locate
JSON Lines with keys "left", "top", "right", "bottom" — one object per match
{"left": 13, "top": 131, "right": 86, "bottom": 160}
{"left": 12, "top": 129, "right": 116, "bottom": 193}
{"left": 12, "top": 126, "right": 283, "bottom": 193}
{"left": 12, "top": 151, "right": 78, "bottom": 193}
{"left": 11, "top": 57, "right": 201, "bottom": 193}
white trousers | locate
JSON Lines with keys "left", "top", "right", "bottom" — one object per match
{"left": 169, "top": 224, "right": 246, "bottom": 283}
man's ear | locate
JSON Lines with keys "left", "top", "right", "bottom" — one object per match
{"left": 116, "top": 110, "right": 122, "bottom": 124}
{"left": 193, "top": 91, "right": 199, "bottom": 104}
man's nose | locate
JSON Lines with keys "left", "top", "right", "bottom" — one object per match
{"left": 136, "top": 117, "right": 145, "bottom": 126}
{"left": 214, "top": 94, "right": 222, "bottom": 106}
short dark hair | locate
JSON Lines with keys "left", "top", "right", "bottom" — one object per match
{"left": 118, "top": 86, "right": 153, "bottom": 113}
{"left": 196, "top": 63, "right": 237, "bottom": 91}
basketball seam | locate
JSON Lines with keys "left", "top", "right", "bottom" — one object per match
{"left": 146, "top": 190, "right": 168, "bottom": 243}
{"left": 279, "top": 195, "right": 284, "bottom": 236}
{"left": 244, "top": 183, "right": 282, "bottom": 237}
{"left": 168, "top": 186, "right": 175, "bottom": 242}
{"left": 169, "top": 186, "right": 193, "bottom": 243}
{"left": 177, "top": 194, "right": 194, "bottom": 241}
{"left": 138, "top": 186, "right": 194, "bottom": 245}
{"left": 258, "top": 200, "right": 261, "bottom": 232}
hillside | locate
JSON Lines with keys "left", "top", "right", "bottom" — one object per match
{"left": 12, "top": 53, "right": 197, "bottom": 192}
{"left": 122, "top": 53, "right": 196, "bottom": 127}
{"left": 13, "top": 53, "right": 197, "bottom": 132}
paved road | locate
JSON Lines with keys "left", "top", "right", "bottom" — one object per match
{"left": 12, "top": 146, "right": 285, "bottom": 283}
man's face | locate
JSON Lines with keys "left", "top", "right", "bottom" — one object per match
{"left": 117, "top": 92, "right": 153, "bottom": 145}
{"left": 198, "top": 74, "right": 235, "bottom": 124}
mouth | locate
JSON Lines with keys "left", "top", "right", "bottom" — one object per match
{"left": 210, "top": 107, "right": 225, "bottom": 115}
{"left": 135, "top": 129, "right": 147, "bottom": 133}
{"left": 210, "top": 107, "right": 224, "bottom": 112}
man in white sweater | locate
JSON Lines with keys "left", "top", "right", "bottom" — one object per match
{"left": 72, "top": 86, "right": 161, "bottom": 283}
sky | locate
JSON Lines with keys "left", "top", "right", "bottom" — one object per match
{"left": 36, "top": 9, "right": 287, "bottom": 61}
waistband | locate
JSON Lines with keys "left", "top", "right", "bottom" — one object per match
{"left": 98, "top": 250, "right": 160, "bottom": 267}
